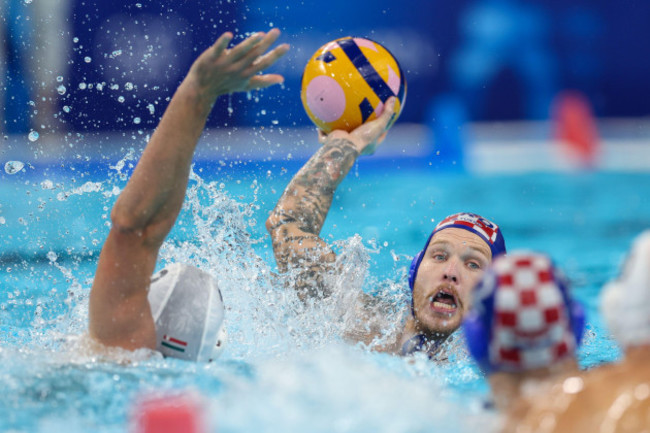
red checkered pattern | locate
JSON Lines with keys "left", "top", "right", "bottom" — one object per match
{"left": 489, "top": 253, "right": 576, "bottom": 372}
{"left": 435, "top": 213, "right": 500, "bottom": 245}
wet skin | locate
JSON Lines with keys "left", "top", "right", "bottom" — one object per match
{"left": 411, "top": 228, "right": 492, "bottom": 338}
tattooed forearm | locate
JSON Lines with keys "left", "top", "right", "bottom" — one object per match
{"left": 272, "top": 137, "right": 359, "bottom": 234}
{"left": 266, "top": 136, "right": 360, "bottom": 287}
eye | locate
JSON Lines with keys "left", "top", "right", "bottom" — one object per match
{"left": 467, "top": 260, "right": 482, "bottom": 270}
{"left": 432, "top": 252, "right": 447, "bottom": 261}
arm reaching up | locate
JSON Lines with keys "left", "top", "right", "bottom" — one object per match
{"left": 88, "top": 30, "right": 289, "bottom": 352}
{"left": 266, "top": 97, "right": 397, "bottom": 300}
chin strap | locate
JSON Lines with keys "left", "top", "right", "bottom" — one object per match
{"left": 400, "top": 333, "right": 444, "bottom": 359}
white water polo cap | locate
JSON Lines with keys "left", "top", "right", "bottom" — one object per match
{"left": 147, "top": 263, "right": 226, "bottom": 362}
{"left": 601, "top": 230, "right": 650, "bottom": 348}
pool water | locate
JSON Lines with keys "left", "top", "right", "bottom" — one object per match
{"left": 1, "top": 148, "right": 647, "bottom": 432}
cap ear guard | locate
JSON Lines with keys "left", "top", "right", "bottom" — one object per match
{"left": 462, "top": 268, "right": 497, "bottom": 372}
{"left": 408, "top": 231, "right": 435, "bottom": 315}
{"left": 408, "top": 250, "right": 423, "bottom": 292}
{"left": 570, "top": 300, "right": 586, "bottom": 347}
{"left": 462, "top": 310, "right": 490, "bottom": 371}
{"left": 554, "top": 267, "right": 586, "bottom": 348}
{"left": 209, "top": 326, "right": 228, "bottom": 363}
{"left": 408, "top": 230, "right": 436, "bottom": 292}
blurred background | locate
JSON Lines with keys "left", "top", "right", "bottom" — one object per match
{"left": 1, "top": 0, "right": 649, "bottom": 170}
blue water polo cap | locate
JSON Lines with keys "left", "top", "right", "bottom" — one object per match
{"left": 408, "top": 212, "right": 506, "bottom": 292}
{"left": 462, "top": 251, "right": 585, "bottom": 373}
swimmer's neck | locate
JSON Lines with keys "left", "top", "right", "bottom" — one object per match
{"left": 400, "top": 316, "right": 451, "bottom": 346}
{"left": 488, "top": 357, "right": 579, "bottom": 412}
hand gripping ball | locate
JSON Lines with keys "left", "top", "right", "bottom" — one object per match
{"left": 301, "top": 37, "right": 407, "bottom": 133}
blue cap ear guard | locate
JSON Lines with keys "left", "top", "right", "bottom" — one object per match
{"left": 408, "top": 231, "right": 434, "bottom": 292}
{"left": 462, "top": 268, "right": 497, "bottom": 371}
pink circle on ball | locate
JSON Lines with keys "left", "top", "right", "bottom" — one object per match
{"left": 305, "top": 75, "right": 346, "bottom": 123}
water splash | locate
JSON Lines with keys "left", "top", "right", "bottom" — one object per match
{"left": 56, "top": 181, "right": 104, "bottom": 201}
{"left": 40, "top": 180, "right": 55, "bottom": 190}
{"left": 28, "top": 131, "right": 39, "bottom": 142}
{"left": 152, "top": 169, "right": 409, "bottom": 361}
{"left": 4, "top": 161, "right": 25, "bottom": 174}
{"left": 108, "top": 147, "right": 137, "bottom": 181}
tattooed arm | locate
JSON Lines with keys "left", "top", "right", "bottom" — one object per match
{"left": 266, "top": 97, "right": 396, "bottom": 300}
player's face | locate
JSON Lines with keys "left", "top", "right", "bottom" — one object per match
{"left": 412, "top": 228, "right": 492, "bottom": 338}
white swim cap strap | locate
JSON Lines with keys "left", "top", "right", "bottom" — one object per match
{"left": 196, "top": 277, "right": 226, "bottom": 363}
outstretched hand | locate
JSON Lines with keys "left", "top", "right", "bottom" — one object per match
{"left": 186, "top": 28, "right": 290, "bottom": 104}
{"left": 318, "top": 97, "right": 397, "bottom": 155}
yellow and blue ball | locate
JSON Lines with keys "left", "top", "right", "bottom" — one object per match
{"left": 300, "top": 37, "right": 407, "bottom": 133}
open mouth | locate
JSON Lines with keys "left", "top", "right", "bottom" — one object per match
{"left": 429, "top": 289, "right": 459, "bottom": 315}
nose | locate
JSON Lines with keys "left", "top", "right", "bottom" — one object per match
{"left": 442, "top": 256, "right": 460, "bottom": 283}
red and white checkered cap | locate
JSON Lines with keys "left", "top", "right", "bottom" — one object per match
{"left": 488, "top": 252, "right": 576, "bottom": 372}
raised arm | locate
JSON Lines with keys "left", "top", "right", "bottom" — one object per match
{"left": 88, "top": 30, "right": 289, "bottom": 351}
{"left": 266, "top": 97, "right": 396, "bottom": 300}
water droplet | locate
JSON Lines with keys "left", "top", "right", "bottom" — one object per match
{"left": 73, "top": 37, "right": 79, "bottom": 43}
{"left": 261, "top": 109, "right": 267, "bottom": 115}
{"left": 4, "top": 161, "right": 25, "bottom": 174}
{"left": 84, "top": 56, "right": 92, "bottom": 63}
{"left": 41, "top": 180, "right": 55, "bottom": 190}
{"left": 63, "top": 106, "right": 71, "bottom": 113}
{"left": 133, "top": 117, "right": 141, "bottom": 124}
{"left": 125, "top": 82, "right": 134, "bottom": 91}
{"left": 0, "top": 217, "right": 5, "bottom": 225}
{"left": 271, "top": 120, "right": 279, "bottom": 125}
{"left": 24, "top": 0, "right": 33, "bottom": 4}
{"left": 47, "top": 251, "right": 58, "bottom": 262}
{"left": 56, "top": 76, "right": 64, "bottom": 83}
{"left": 28, "top": 131, "right": 40, "bottom": 142}
{"left": 135, "top": 2, "right": 142, "bottom": 7}
{"left": 79, "top": 82, "right": 87, "bottom": 90}
{"left": 147, "top": 104, "right": 155, "bottom": 115}
{"left": 117, "top": 96, "right": 125, "bottom": 103}
{"left": 57, "top": 85, "right": 67, "bottom": 95}
{"left": 111, "top": 49, "right": 122, "bottom": 58}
